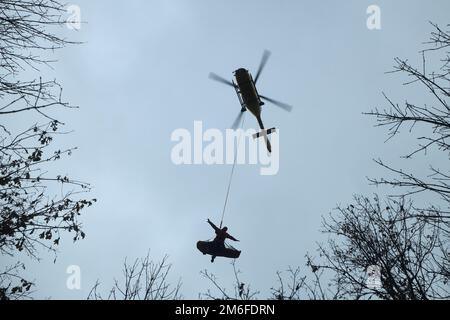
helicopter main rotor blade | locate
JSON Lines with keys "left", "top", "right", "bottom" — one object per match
{"left": 254, "top": 50, "right": 271, "bottom": 84}
{"left": 260, "top": 95, "right": 293, "bottom": 112}
{"left": 209, "top": 72, "right": 235, "bottom": 87}
{"left": 231, "top": 110, "right": 245, "bottom": 130}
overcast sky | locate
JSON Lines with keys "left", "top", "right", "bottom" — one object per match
{"left": 3, "top": 0, "right": 450, "bottom": 299}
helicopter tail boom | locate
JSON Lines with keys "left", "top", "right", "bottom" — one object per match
{"left": 254, "top": 116, "right": 273, "bottom": 153}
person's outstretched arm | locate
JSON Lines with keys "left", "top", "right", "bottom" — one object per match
{"left": 207, "top": 219, "right": 219, "bottom": 232}
{"left": 226, "top": 233, "right": 239, "bottom": 241}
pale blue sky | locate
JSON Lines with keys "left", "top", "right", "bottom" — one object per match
{"left": 2, "top": 0, "right": 450, "bottom": 299}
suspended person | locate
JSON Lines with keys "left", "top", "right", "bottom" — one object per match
{"left": 197, "top": 219, "right": 241, "bottom": 263}
{"left": 207, "top": 219, "right": 239, "bottom": 262}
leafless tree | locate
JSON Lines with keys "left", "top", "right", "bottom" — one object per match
{"left": 199, "top": 261, "right": 333, "bottom": 300}
{"left": 1, "top": 0, "right": 92, "bottom": 299}
{"left": 270, "top": 267, "right": 307, "bottom": 300}
{"left": 316, "top": 22, "right": 450, "bottom": 299}
{"left": 276, "top": 22, "right": 450, "bottom": 301}
{"left": 307, "top": 195, "right": 450, "bottom": 300}
{"left": 199, "top": 260, "right": 259, "bottom": 300}
{"left": 1, "top": 0, "right": 77, "bottom": 118}
{"left": 87, "top": 253, "right": 182, "bottom": 300}
{"left": 366, "top": 23, "right": 450, "bottom": 211}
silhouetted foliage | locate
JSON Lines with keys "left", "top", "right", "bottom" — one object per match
{"left": 0, "top": 0, "right": 92, "bottom": 299}
{"left": 0, "top": 262, "right": 33, "bottom": 300}
{"left": 88, "top": 253, "right": 182, "bottom": 300}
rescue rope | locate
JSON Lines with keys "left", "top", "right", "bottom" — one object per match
{"left": 219, "top": 113, "right": 246, "bottom": 228}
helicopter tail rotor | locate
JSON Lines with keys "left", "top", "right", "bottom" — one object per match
{"left": 252, "top": 127, "right": 276, "bottom": 139}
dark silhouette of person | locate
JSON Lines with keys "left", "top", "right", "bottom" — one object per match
{"left": 207, "top": 219, "right": 239, "bottom": 262}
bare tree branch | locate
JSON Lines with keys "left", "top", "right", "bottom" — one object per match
{"left": 87, "top": 252, "right": 182, "bottom": 300}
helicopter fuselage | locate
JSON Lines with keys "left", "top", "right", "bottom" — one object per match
{"left": 233, "top": 68, "right": 264, "bottom": 119}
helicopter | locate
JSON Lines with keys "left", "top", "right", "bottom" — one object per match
{"left": 209, "top": 50, "right": 293, "bottom": 153}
